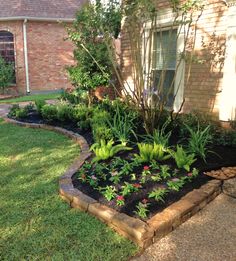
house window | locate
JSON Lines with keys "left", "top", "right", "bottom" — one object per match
{"left": 152, "top": 29, "right": 177, "bottom": 107}
{"left": 0, "top": 30, "right": 16, "bottom": 83}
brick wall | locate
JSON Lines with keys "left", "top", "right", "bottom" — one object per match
{"left": 0, "top": 20, "right": 75, "bottom": 94}
{"left": 121, "top": 0, "right": 228, "bottom": 119}
{"left": 27, "top": 21, "right": 75, "bottom": 92}
{"left": 183, "top": 0, "right": 227, "bottom": 118}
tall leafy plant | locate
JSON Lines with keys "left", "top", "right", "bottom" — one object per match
{"left": 67, "top": 1, "right": 121, "bottom": 105}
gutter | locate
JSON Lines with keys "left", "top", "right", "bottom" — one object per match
{"left": 0, "top": 16, "right": 75, "bottom": 22}
{"left": 23, "top": 19, "right": 30, "bottom": 93}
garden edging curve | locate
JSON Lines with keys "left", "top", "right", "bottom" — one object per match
{"left": 3, "top": 117, "right": 227, "bottom": 249}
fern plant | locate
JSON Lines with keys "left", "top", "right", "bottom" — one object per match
{"left": 171, "top": 145, "right": 196, "bottom": 172}
{"left": 90, "top": 139, "right": 132, "bottom": 162}
{"left": 135, "top": 143, "right": 171, "bottom": 163}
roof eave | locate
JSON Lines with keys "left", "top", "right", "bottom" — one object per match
{"left": 0, "top": 16, "right": 75, "bottom": 22}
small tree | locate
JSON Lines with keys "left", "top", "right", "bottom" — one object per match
{"left": 0, "top": 56, "right": 14, "bottom": 94}
{"left": 66, "top": 1, "right": 121, "bottom": 105}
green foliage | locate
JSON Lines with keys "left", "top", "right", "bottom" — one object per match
{"left": 8, "top": 104, "right": 28, "bottom": 119}
{"left": 72, "top": 104, "right": 93, "bottom": 130}
{"left": 56, "top": 102, "right": 73, "bottom": 122}
{"left": 15, "top": 108, "right": 28, "bottom": 119}
{"left": 91, "top": 108, "right": 113, "bottom": 142}
{"left": 214, "top": 129, "right": 236, "bottom": 148}
{"left": 167, "top": 178, "right": 186, "bottom": 192}
{"left": 186, "top": 124, "right": 212, "bottom": 161}
{"left": 134, "top": 201, "right": 150, "bottom": 219}
{"left": 121, "top": 182, "right": 138, "bottom": 197}
{"left": 0, "top": 56, "right": 14, "bottom": 93}
{"left": 172, "top": 145, "right": 196, "bottom": 172}
{"left": 8, "top": 104, "right": 20, "bottom": 118}
{"left": 61, "top": 88, "right": 89, "bottom": 105}
{"left": 135, "top": 143, "right": 171, "bottom": 163}
{"left": 160, "top": 165, "right": 171, "bottom": 180}
{"left": 35, "top": 99, "right": 46, "bottom": 114}
{"left": 66, "top": 1, "right": 121, "bottom": 91}
{"left": 90, "top": 139, "right": 132, "bottom": 162}
{"left": 107, "top": 103, "right": 136, "bottom": 145}
{"left": 148, "top": 187, "right": 168, "bottom": 202}
{"left": 143, "top": 119, "right": 172, "bottom": 147}
{"left": 102, "top": 186, "right": 116, "bottom": 201}
{"left": 41, "top": 104, "right": 57, "bottom": 122}
{"left": 178, "top": 112, "right": 218, "bottom": 138}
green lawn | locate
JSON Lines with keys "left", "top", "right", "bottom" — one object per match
{"left": 0, "top": 92, "right": 60, "bottom": 104}
{"left": 0, "top": 119, "right": 137, "bottom": 260}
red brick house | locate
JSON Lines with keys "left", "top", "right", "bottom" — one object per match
{"left": 0, "top": 0, "right": 86, "bottom": 94}
{"left": 121, "top": 0, "right": 236, "bottom": 122}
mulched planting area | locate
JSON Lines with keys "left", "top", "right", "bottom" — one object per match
{"left": 10, "top": 111, "right": 236, "bottom": 220}
{"left": 72, "top": 145, "right": 236, "bottom": 220}
{"left": 12, "top": 110, "right": 94, "bottom": 144}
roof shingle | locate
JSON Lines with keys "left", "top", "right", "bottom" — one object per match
{"left": 0, "top": 0, "right": 87, "bottom": 20}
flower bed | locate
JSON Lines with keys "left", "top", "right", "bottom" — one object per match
{"left": 6, "top": 100, "right": 236, "bottom": 248}
{"left": 4, "top": 116, "right": 235, "bottom": 248}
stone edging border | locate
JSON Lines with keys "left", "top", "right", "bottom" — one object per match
{"left": 3, "top": 117, "right": 225, "bottom": 249}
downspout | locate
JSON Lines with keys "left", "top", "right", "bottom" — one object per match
{"left": 23, "top": 19, "right": 30, "bottom": 93}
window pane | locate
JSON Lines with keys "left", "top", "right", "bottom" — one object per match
{"left": 153, "top": 29, "right": 177, "bottom": 70}
{"left": 0, "top": 31, "right": 16, "bottom": 83}
{"left": 152, "top": 69, "right": 175, "bottom": 106}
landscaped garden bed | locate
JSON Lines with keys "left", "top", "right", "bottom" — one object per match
{"left": 5, "top": 98, "right": 236, "bottom": 247}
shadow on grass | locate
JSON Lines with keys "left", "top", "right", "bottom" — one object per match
{"left": 0, "top": 120, "right": 138, "bottom": 261}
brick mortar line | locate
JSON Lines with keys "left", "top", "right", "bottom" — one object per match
{"left": 3, "top": 117, "right": 232, "bottom": 249}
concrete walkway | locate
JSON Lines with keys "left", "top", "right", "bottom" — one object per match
{"left": 0, "top": 103, "right": 11, "bottom": 117}
{"left": 133, "top": 194, "right": 236, "bottom": 261}
{"left": 0, "top": 100, "right": 56, "bottom": 117}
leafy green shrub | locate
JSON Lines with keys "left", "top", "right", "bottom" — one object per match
{"left": 91, "top": 108, "right": 113, "bottom": 142}
{"left": 135, "top": 143, "right": 171, "bottom": 163}
{"left": 90, "top": 139, "right": 132, "bottom": 162}
{"left": 56, "top": 102, "right": 73, "bottom": 122}
{"left": 41, "top": 105, "right": 57, "bottom": 122}
{"left": 214, "top": 129, "right": 236, "bottom": 148}
{"left": 71, "top": 104, "right": 93, "bottom": 130}
{"left": 24, "top": 102, "right": 35, "bottom": 112}
{"left": 171, "top": 145, "right": 196, "bottom": 172}
{"left": 8, "top": 104, "right": 20, "bottom": 118}
{"left": 15, "top": 108, "right": 28, "bottom": 119}
{"left": 61, "top": 88, "right": 89, "bottom": 105}
{"left": 185, "top": 124, "right": 212, "bottom": 161}
{"left": 0, "top": 56, "right": 14, "bottom": 93}
{"left": 177, "top": 111, "right": 218, "bottom": 139}
{"left": 35, "top": 99, "right": 46, "bottom": 114}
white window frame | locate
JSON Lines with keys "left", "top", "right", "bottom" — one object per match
{"left": 143, "top": 8, "right": 185, "bottom": 112}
